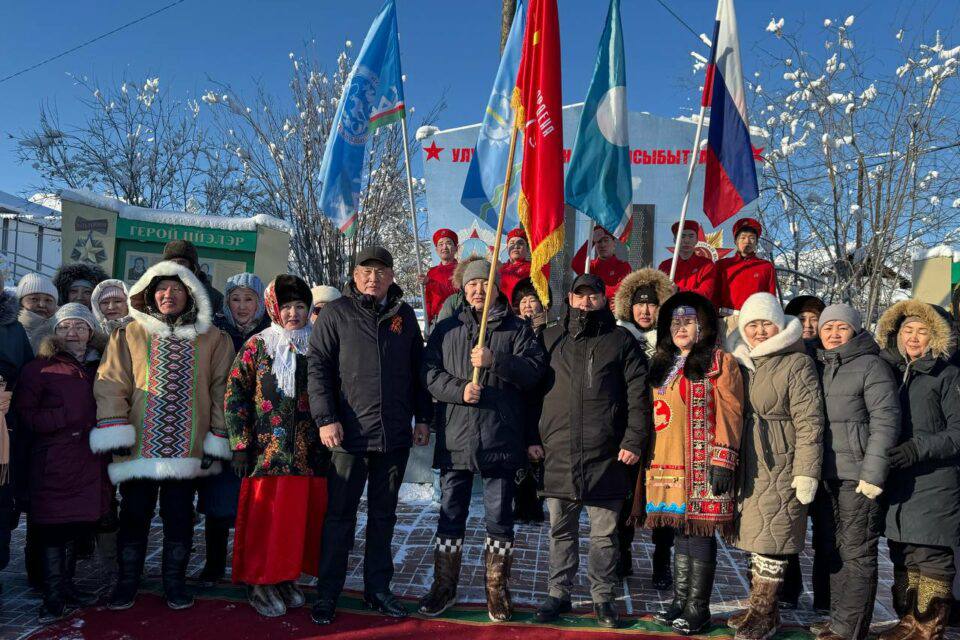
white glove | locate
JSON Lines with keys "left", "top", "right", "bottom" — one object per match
{"left": 855, "top": 479, "right": 883, "bottom": 500}
{"left": 791, "top": 475, "right": 818, "bottom": 505}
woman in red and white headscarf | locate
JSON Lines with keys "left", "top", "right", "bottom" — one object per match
{"left": 223, "top": 275, "right": 329, "bottom": 618}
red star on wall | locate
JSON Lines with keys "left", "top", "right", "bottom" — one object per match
{"left": 752, "top": 145, "right": 765, "bottom": 162}
{"left": 424, "top": 141, "right": 444, "bottom": 161}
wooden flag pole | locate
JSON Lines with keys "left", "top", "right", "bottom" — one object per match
{"left": 472, "top": 121, "right": 520, "bottom": 385}
{"left": 399, "top": 112, "right": 430, "bottom": 334}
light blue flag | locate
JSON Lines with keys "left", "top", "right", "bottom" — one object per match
{"left": 564, "top": 0, "right": 632, "bottom": 238}
{"left": 319, "top": 0, "right": 406, "bottom": 236}
{"left": 459, "top": 0, "right": 525, "bottom": 231}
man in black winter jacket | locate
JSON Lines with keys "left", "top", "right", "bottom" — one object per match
{"left": 533, "top": 274, "right": 650, "bottom": 629}
{"left": 307, "top": 246, "right": 432, "bottom": 625}
{"left": 418, "top": 259, "right": 546, "bottom": 622}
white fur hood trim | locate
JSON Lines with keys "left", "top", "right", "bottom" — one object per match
{"left": 127, "top": 261, "right": 212, "bottom": 339}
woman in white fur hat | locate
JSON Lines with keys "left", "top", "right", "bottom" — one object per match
{"left": 725, "top": 292, "right": 824, "bottom": 640}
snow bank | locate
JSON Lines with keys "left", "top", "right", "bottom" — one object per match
{"left": 59, "top": 189, "right": 291, "bottom": 233}
{"left": 398, "top": 482, "right": 436, "bottom": 505}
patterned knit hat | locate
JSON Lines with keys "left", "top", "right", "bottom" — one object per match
{"left": 53, "top": 302, "right": 97, "bottom": 332}
{"left": 16, "top": 273, "right": 58, "bottom": 301}
{"left": 222, "top": 272, "right": 266, "bottom": 326}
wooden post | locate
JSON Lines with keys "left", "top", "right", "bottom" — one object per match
{"left": 472, "top": 123, "right": 520, "bottom": 384}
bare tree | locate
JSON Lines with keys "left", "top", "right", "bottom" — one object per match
{"left": 16, "top": 74, "right": 257, "bottom": 216}
{"left": 204, "top": 43, "right": 443, "bottom": 292}
{"left": 750, "top": 17, "right": 960, "bottom": 323}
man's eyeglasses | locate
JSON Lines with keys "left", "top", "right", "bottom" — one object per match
{"left": 357, "top": 267, "right": 388, "bottom": 280}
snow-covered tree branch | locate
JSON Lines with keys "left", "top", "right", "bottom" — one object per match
{"left": 204, "top": 42, "right": 444, "bottom": 292}
{"left": 16, "top": 75, "right": 257, "bottom": 217}
{"left": 749, "top": 18, "right": 960, "bottom": 323}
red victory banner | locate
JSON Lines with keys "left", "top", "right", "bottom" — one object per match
{"left": 513, "top": 0, "right": 564, "bottom": 306}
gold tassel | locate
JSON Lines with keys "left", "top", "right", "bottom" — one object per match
{"left": 917, "top": 574, "right": 952, "bottom": 613}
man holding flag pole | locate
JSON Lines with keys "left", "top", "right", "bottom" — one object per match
{"left": 417, "top": 0, "right": 531, "bottom": 623}
{"left": 440, "top": 0, "right": 565, "bottom": 619}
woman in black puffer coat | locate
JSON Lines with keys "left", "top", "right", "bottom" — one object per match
{"left": 811, "top": 304, "right": 899, "bottom": 640}
{"left": 875, "top": 299, "right": 960, "bottom": 640}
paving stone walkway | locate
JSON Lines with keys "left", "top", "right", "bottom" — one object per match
{"left": 0, "top": 489, "right": 952, "bottom": 639}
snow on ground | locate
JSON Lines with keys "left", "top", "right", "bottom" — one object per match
{"left": 398, "top": 482, "right": 436, "bottom": 505}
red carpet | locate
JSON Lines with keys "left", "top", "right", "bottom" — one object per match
{"left": 29, "top": 588, "right": 813, "bottom": 640}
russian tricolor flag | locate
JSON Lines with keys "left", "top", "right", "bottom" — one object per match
{"left": 701, "top": 0, "right": 758, "bottom": 227}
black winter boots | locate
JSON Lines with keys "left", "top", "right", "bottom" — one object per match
{"left": 161, "top": 540, "right": 194, "bottom": 610}
{"left": 108, "top": 540, "right": 147, "bottom": 610}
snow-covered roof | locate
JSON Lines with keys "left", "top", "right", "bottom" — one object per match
{"left": 912, "top": 244, "right": 960, "bottom": 262}
{"left": 59, "top": 189, "right": 292, "bottom": 234}
{"left": 0, "top": 190, "right": 61, "bottom": 226}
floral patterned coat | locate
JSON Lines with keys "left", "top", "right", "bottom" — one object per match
{"left": 224, "top": 336, "right": 328, "bottom": 477}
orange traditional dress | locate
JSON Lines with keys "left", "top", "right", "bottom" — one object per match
{"left": 639, "top": 348, "right": 744, "bottom": 537}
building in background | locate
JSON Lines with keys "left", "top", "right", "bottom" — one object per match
{"left": 57, "top": 190, "right": 292, "bottom": 291}
{"left": 0, "top": 191, "right": 61, "bottom": 286}
{"left": 419, "top": 104, "right": 763, "bottom": 301}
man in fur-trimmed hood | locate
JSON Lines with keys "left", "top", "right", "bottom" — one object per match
{"left": 614, "top": 268, "right": 675, "bottom": 359}
{"left": 91, "top": 261, "right": 235, "bottom": 612}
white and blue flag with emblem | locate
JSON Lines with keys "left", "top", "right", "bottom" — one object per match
{"left": 459, "top": 0, "right": 525, "bottom": 231}
{"left": 319, "top": 0, "right": 406, "bottom": 236}
{"left": 564, "top": 0, "right": 632, "bottom": 239}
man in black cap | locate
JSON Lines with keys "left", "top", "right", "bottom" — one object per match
{"left": 162, "top": 240, "right": 224, "bottom": 312}
{"left": 307, "top": 246, "right": 432, "bottom": 625}
{"left": 533, "top": 274, "right": 650, "bottom": 628}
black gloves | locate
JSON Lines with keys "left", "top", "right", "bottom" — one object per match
{"left": 231, "top": 451, "right": 249, "bottom": 478}
{"left": 710, "top": 465, "right": 734, "bottom": 496}
{"left": 888, "top": 441, "right": 919, "bottom": 469}
{"left": 200, "top": 455, "right": 215, "bottom": 470}
{"left": 112, "top": 447, "right": 132, "bottom": 458}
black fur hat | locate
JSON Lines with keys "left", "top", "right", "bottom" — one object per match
{"left": 274, "top": 274, "right": 312, "bottom": 307}
{"left": 52, "top": 262, "right": 108, "bottom": 305}
{"left": 648, "top": 291, "right": 720, "bottom": 385}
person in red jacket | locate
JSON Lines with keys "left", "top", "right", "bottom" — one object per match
{"left": 422, "top": 229, "right": 459, "bottom": 325}
{"left": 572, "top": 225, "right": 632, "bottom": 301}
{"left": 714, "top": 218, "right": 778, "bottom": 314}
{"left": 499, "top": 228, "right": 531, "bottom": 302}
{"left": 658, "top": 220, "right": 717, "bottom": 300}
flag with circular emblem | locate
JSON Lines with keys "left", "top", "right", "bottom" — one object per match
{"left": 564, "top": 0, "right": 631, "bottom": 241}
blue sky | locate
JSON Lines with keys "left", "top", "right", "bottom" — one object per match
{"left": 0, "top": 0, "right": 957, "bottom": 198}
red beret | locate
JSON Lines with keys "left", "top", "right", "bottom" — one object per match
{"left": 506, "top": 227, "right": 527, "bottom": 242}
{"left": 432, "top": 228, "right": 458, "bottom": 246}
{"left": 671, "top": 220, "right": 702, "bottom": 237}
{"left": 733, "top": 217, "right": 763, "bottom": 238}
